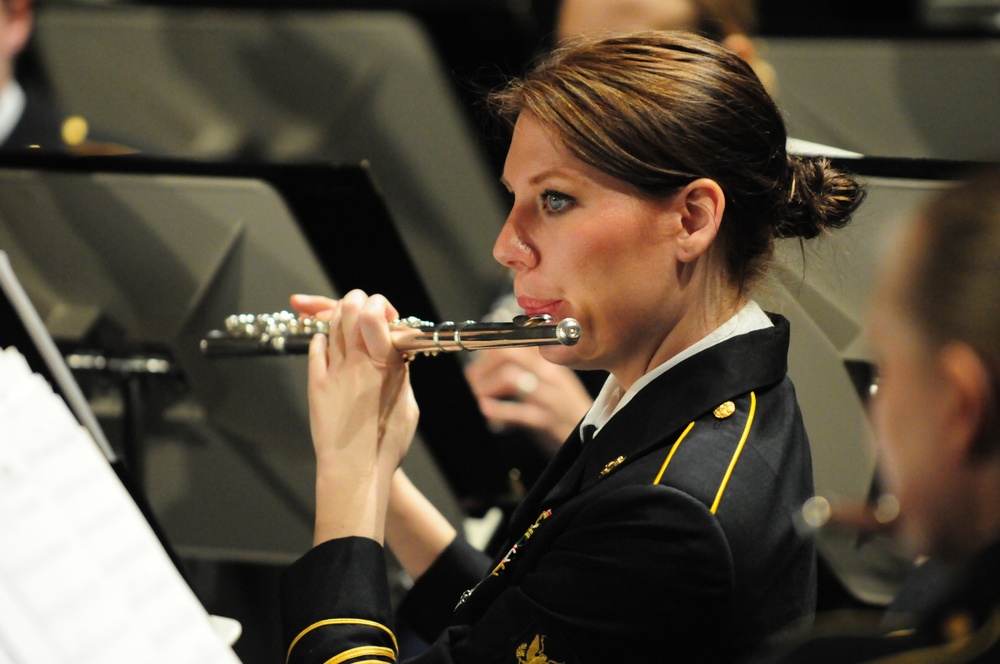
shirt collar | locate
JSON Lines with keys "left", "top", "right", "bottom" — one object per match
{"left": 0, "top": 80, "right": 26, "bottom": 146}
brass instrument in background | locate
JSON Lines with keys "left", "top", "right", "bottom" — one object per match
{"left": 200, "top": 311, "right": 582, "bottom": 359}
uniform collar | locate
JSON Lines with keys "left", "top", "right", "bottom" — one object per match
{"left": 570, "top": 314, "right": 790, "bottom": 499}
{"left": 504, "top": 313, "right": 790, "bottom": 541}
{"left": 581, "top": 300, "right": 773, "bottom": 440}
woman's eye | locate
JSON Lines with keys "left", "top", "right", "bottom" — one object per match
{"left": 541, "top": 191, "right": 573, "bottom": 214}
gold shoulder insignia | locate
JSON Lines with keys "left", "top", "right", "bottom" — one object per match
{"left": 516, "top": 634, "right": 564, "bottom": 664}
{"left": 713, "top": 401, "right": 736, "bottom": 419}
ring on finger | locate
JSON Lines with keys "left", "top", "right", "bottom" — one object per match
{"left": 515, "top": 371, "right": 539, "bottom": 399}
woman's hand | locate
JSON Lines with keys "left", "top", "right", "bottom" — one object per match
{"left": 464, "top": 346, "right": 593, "bottom": 457}
{"left": 293, "top": 291, "right": 419, "bottom": 545}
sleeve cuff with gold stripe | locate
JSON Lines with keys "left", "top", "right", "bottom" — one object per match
{"left": 281, "top": 537, "right": 396, "bottom": 664}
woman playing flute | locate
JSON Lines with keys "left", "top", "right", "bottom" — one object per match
{"left": 282, "top": 30, "right": 864, "bottom": 663}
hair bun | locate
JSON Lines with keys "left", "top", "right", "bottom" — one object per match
{"left": 776, "top": 156, "right": 866, "bottom": 240}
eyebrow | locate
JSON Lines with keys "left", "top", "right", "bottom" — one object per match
{"left": 500, "top": 168, "right": 577, "bottom": 190}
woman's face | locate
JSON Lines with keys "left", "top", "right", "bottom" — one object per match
{"left": 868, "top": 222, "right": 960, "bottom": 555}
{"left": 493, "top": 113, "right": 693, "bottom": 386}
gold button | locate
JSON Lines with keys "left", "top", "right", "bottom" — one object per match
{"left": 61, "top": 116, "right": 89, "bottom": 147}
{"left": 713, "top": 401, "right": 736, "bottom": 419}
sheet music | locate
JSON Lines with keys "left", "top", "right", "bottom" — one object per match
{"left": 0, "top": 564, "right": 67, "bottom": 664}
{"left": 0, "top": 347, "right": 242, "bottom": 664}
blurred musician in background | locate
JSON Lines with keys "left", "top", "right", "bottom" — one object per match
{"left": 0, "top": 0, "right": 65, "bottom": 150}
{"left": 0, "top": 0, "right": 133, "bottom": 153}
{"left": 555, "top": 0, "right": 776, "bottom": 90}
{"left": 281, "top": 30, "right": 864, "bottom": 663}
{"left": 751, "top": 166, "right": 1000, "bottom": 662}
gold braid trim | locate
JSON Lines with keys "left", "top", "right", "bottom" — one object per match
{"left": 287, "top": 618, "right": 398, "bottom": 664}
{"left": 653, "top": 421, "right": 696, "bottom": 484}
{"left": 321, "top": 646, "right": 396, "bottom": 664}
{"left": 710, "top": 391, "right": 756, "bottom": 514}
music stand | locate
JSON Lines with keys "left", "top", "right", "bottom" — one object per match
{"left": 0, "top": 248, "right": 198, "bottom": 583}
{"left": 0, "top": 151, "right": 512, "bottom": 561}
{"left": 0, "top": 247, "right": 245, "bottom": 662}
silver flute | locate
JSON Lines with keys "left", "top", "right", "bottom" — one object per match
{"left": 200, "top": 311, "right": 582, "bottom": 358}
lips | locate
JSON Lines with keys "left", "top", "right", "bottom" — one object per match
{"left": 516, "top": 296, "right": 562, "bottom": 318}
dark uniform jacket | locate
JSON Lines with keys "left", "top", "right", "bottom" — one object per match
{"left": 281, "top": 314, "right": 817, "bottom": 664}
{"left": 1, "top": 85, "right": 138, "bottom": 154}
{"left": 753, "top": 537, "right": 1000, "bottom": 664}
{"left": 1, "top": 88, "right": 66, "bottom": 152}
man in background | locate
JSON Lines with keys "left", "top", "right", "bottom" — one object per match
{"left": 0, "top": 0, "right": 73, "bottom": 150}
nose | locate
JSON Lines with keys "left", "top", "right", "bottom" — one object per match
{"left": 493, "top": 211, "right": 537, "bottom": 270}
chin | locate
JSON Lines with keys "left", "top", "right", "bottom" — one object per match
{"left": 542, "top": 345, "right": 604, "bottom": 373}
{"left": 539, "top": 344, "right": 583, "bottom": 368}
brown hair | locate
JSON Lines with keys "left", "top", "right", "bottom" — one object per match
{"left": 908, "top": 167, "right": 1000, "bottom": 377}
{"left": 490, "top": 31, "right": 864, "bottom": 295}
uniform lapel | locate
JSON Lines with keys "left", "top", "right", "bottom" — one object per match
{"left": 502, "top": 316, "right": 791, "bottom": 540}
{"left": 577, "top": 316, "right": 791, "bottom": 491}
{"left": 501, "top": 428, "right": 585, "bottom": 549}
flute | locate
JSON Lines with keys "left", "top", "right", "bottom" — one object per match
{"left": 200, "top": 311, "right": 582, "bottom": 359}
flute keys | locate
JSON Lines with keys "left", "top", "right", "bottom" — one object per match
{"left": 392, "top": 316, "right": 434, "bottom": 330}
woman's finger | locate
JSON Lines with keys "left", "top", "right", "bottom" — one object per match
{"left": 290, "top": 293, "right": 338, "bottom": 317}
{"left": 338, "top": 290, "right": 369, "bottom": 355}
{"left": 307, "top": 330, "right": 330, "bottom": 414}
{"left": 479, "top": 394, "right": 550, "bottom": 432}
{"left": 466, "top": 347, "right": 544, "bottom": 386}
{"left": 467, "top": 360, "right": 527, "bottom": 400}
{"left": 359, "top": 294, "right": 403, "bottom": 365}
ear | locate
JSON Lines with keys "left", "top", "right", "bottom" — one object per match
{"left": 938, "top": 342, "right": 993, "bottom": 460}
{"left": 675, "top": 178, "right": 725, "bottom": 263}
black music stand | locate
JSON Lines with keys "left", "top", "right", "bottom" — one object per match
{"left": 0, "top": 151, "right": 513, "bottom": 561}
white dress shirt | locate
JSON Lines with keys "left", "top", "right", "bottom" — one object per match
{"left": 0, "top": 80, "right": 26, "bottom": 146}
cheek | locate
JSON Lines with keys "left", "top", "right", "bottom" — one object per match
{"left": 552, "top": 204, "right": 677, "bottom": 359}
{"left": 571, "top": 221, "right": 675, "bottom": 300}
{"left": 870, "top": 372, "right": 946, "bottom": 542}
{"left": 871, "top": 398, "right": 906, "bottom": 495}
{"left": 561, "top": 229, "right": 640, "bottom": 316}
{"left": 871, "top": 373, "right": 926, "bottom": 495}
